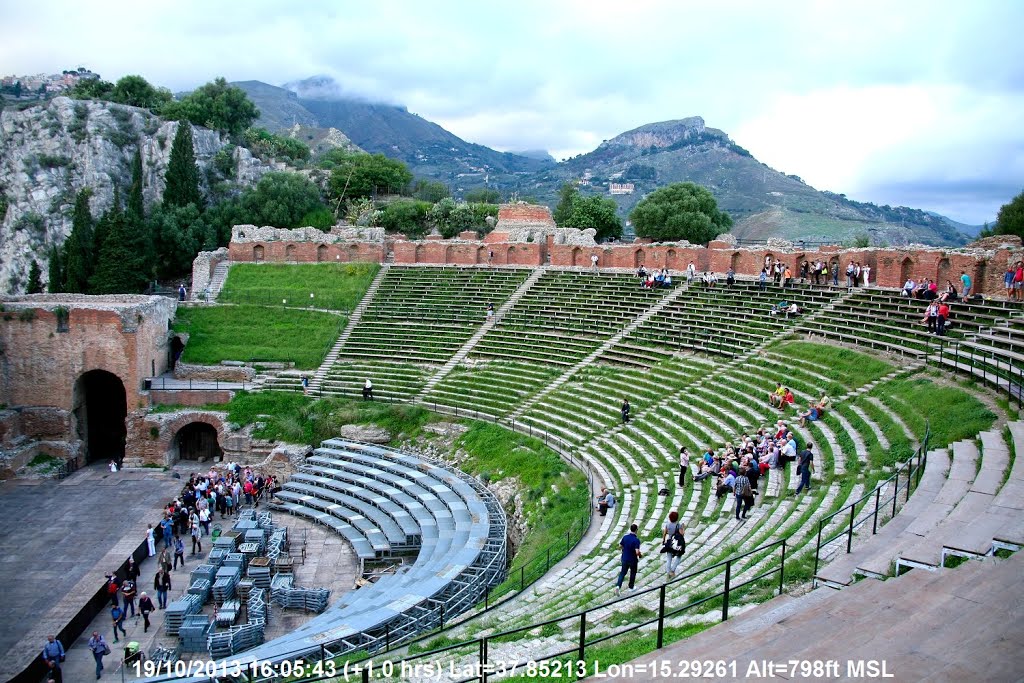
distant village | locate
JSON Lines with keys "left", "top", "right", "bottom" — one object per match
{"left": 0, "top": 67, "right": 99, "bottom": 98}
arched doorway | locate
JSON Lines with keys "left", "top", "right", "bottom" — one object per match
{"left": 253, "top": 245, "right": 265, "bottom": 262}
{"left": 730, "top": 252, "right": 741, "bottom": 272}
{"left": 936, "top": 257, "right": 952, "bottom": 287}
{"left": 572, "top": 247, "right": 583, "bottom": 266}
{"left": 634, "top": 249, "right": 646, "bottom": 268}
{"left": 415, "top": 244, "right": 426, "bottom": 263}
{"left": 317, "top": 245, "right": 328, "bottom": 262}
{"left": 445, "top": 245, "right": 456, "bottom": 264}
{"left": 666, "top": 249, "right": 677, "bottom": 269}
{"left": 174, "top": 423, "right": 223, "bottom": 462}
{"left": 900, "top": 257, "right": 914, "bottom": 283}
{"left": 73, "top": 370, "right": 127, "bottom": 464}
{"left": 286, "top": 244, "right": 297, "bottom": 262}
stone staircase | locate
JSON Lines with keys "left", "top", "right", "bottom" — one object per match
{"left": 197, "top": 260, "right": 231, "bottom": 302}
{"left": 308, "top": 264, "right": 391, "bottom": 393}
{"left": 417, "top": 267, "right": 548, "bottom": 395}
{"left": 509, "top": 283, "right": 693, "bottom": 419}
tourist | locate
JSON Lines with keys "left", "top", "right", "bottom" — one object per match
{"left": 795, "top": 443, "right": 814, "bottom": 494}
{"left": 173, "top": 534, "right": 185, "bottom": 569}
{"left": 938, "top": 280, "right": 959, "bottom": 303}
{"left": 125, "top": 556, "right": 140, "bottom": 582}
{"left": 768, "top": 382, "right": 785, "bottom": 408}
{"left": 937, "top": 301, "right": 950, "bottom": 336}
{"left": 1004, "top": 265, "right": 1015, "bottom": 299}
{"left": 156, "top": 546, "right": 171, "bottom": 575}
{"left": 845, "top": 262, "right": 855, "bottom": 287}
{"left": 660, "top": 511, "right": 685, "bottom": 578}
{"left": 831, "top": 262, "right": 840, "bottom": 286}
{"left": 901, "top": 278, "right": 915, "bottom": 297}
{"left": 686, "top": 262, "right": 696, "bottom": 284}
{"left": 726, "top": 267, "right": 735, "bottom": 286}
{"left": 486, "top": 302, "right": 494, "bottom": 319}
{"left": 108, "top": 460, "right": 118, "bottom": 473}
{"left": 715, "top": 467, "right": 736, "bottom": 499}
{"left": 783, "top": 265, "right": 792, "bottom": 288}
{"left": 121, "top": 574, "right": 137, "bottom": 617}
{"left": 779, "top": 388, "right": 795, "bottom": 411}
{"left": 146, "top": 524, "right": 156, "bottom": 557}
{"left": 799, "top": 261, "right": 809, "bottom": 283}
{"left": 960, "top": 270, "right": 972, "bottom": 298}
{"left": 620, "top": 399, "right": 630, "bottom": 423}
{"left": 138, "top": 592, "right": 156, "bottom": 633}
{"left": 87, "top": 631, "right": 109, "bottom": 679}
{"left": 363, "top": 378, "right": 374, "bottom": 400}
{"left": 862, "top": 264, "right": 871, "bottom": 286}
{"left": 734, "top": 468, "right": 754, "bottom": 520}
{"left": 178, "top": 283, "right": 187, "bottom": 301}
{"left": 614, "top": 523, "right": 642, "bottom": 596}
{"left": 678, "top": 446, "right": 689, "bottom": 486}
{"left": 797, "top": 404, "right": 819, "bottom": 427}
{"left": 759, "top": 268, "right": 767, "bottom": 291}
{"left": 154, "top": 567, "right": 172, "bottom": 609}
{"left": 41, "top": 635, "right": 64, "bottom": 671}
{"left": 590, "top": 253, "right": 598, "bottom": 269}
{"left": 104, "top": 573, "right": 120, "bottom": 607}
{"left": 190, "top": 513, "right": 203, "bottom": 555}
{"left": 1014, "top": 261, "right": 1024, "bottom": 301}
{"left": 301, "top": 375, "right": 309, "bottom": 394}
{"left": 595, "top": 487, "right": 615, "bottom": 516}
{"left": 111, "top": 604, "right": 127, "bottom": 642}
{"left": 924, "top": 301, "right": 939, "bottom": 334}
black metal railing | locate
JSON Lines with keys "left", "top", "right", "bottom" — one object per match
{"left": 930, "top": 338, "right": 1024, "bottom": 409}
{"left": 812, "top": 423, "right": 931, "bottom": 577}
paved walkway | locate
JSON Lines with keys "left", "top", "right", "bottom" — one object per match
{"left": 0, "top": 464, "right": 182, "bottom": 681}
{"left": 589, "top": 552, "right": 1024, "bottom": 682}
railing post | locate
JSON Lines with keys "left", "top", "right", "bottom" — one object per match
{"left": 657, "top": 585, "right": 666, "bottom": 648}
{"left": 872, "top": 487, "right": 881, "bottom": 534}
{"left": 385, "top": 624, "right": 390, "bottom": 650}
{"left": 578, "top": 611, "right": 587, "bottom": 663}
{"left": 779, "top": 539, "right": 786, "bottom": 595}
{"left": 362, "top": 666, "right": 369, "bottom": 683}
{"left": 813, "top": 521, "right": 823, "bottom": 576}
{"left": 320, "top": 644, "right": 325, "bottom": 666}
{"left": 847, "top": 502, "right": 856, "bottom": 553}
{"left": 520, "top": 566, "right": 525, "bottom": 591}
{"left": 893, "top": 468, "right": 900, "bottom": 517}
{"left": 722, "top": 560, "right": 732, "bottom": 621}
{"left": 546, "top": 548, "right": 551, "bottom": 572}
{"left": 907, "top": 465, "right": 913, "bottom": 503}
{"left": 481, "top": 637, "right": 488, "bottom": 683}
{"left": 485, "top": 584, "right": 489, "bottom": 610}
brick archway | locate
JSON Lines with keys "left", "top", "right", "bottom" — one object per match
{"left": 162, "top": 413, "right": 228, "bottom": 466}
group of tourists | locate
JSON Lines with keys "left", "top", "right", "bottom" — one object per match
{"left": 1005, "top": 262, "right": 1024, "bottom": 300}
{"left": 636, "top": 265, "right": 673, "bottom": 289}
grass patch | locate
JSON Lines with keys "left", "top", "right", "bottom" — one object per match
{"left": 943, "top": 554, "right": 970, "bottom": 569}
{"left": 173, "top": 305, "right": 344, "bottom": 369}
{"left": 773, "top": 341, "right": 892, "bottom": 387}
{"left": 27, "top": 454, "right": 61, "bottom": 469}
{"left": 219, "top": 262, "right": 379, "bottom": 311}
{"left": 456, "top": 422, "right": 590, "bottom": 595}
{"left": 872, "top": 377, "right": 996, "bottom": 449}
{"left": 994, "top": 548, "right": 1014, "bottom": 559}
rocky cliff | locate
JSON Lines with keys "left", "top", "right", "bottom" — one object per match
{"left": 0, "top": 97, "right": 275, "bottom": 293}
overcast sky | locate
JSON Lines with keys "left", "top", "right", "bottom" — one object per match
{"left": 2, "top": 0, "right": 1022, "bottom": 224}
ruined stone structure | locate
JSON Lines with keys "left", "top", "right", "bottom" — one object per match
{"left": 0, "top": 295, "right": 177, "bottom": 475}
{"left": 213, "top": 205, "right": 1024, "bottom": 295}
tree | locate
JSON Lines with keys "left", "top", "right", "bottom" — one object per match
{"left": 128, "top": 146, "right": 145, "bottom": 219}
{"left": 110, "top": 75, "right": 172, "bottom": 111}
{"left": 630, "top": 182, "right": 732, "bottom": 243}
{"left": 552, "top": 182, "right": 579, "bottom": 226}
{"left": 149, "top": 203, "right": 215, "bottom": 278}
{"left": 26, "top": 260, "right": 43, "bottom": 294}
{"left": 412, "top": 179, "right": 450, "bottom": 203}
{"left": 563, "top": 194, "right": 623, "bottom": 241}
{"left": 47, "top": 245, "right": 64, "bottom": 293}
{"left": 164, "top": 123, "right": 202, "bottom": 208}
{"left": 70, "top": 78, "right": 113, "bottom": 101}
{"left": 162, "top": 77, "right": 259, "bottom": 136}
{"left": 994, "top": 189, "right": 1024, "bottom": 238}
{"left": 90, "top": 202, "right": 150, "bottom": 294}
{"left": 465, "top": 188, "right": 501, "bottom": 204}
{"left": 206, "top": 172, "right": 330, "bottom": 240}
{"left": 429, "top": 198, "right": 478, "bottom": 238}
{"left": 62, "top": 189, "right": 95, "bottom": 293}
{"left": 242, "top": 128, "right": 310, "bottom": 162}
{"left": 378, "top": 199, "right": 432, "bottom": 238}
{"left": 328, "top": 153, "right": 412, "bottom": 200}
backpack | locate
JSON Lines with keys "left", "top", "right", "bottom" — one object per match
{"left": 662, "top": 527, "right": 686, "bottom": 556}
{"left": 107, "top": 580, "right": 118, "bottom": 595}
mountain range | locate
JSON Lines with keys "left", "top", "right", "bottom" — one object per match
{"left": 233, "top": 78, "right": 978, "bottom": 246}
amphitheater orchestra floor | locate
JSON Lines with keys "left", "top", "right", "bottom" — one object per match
{"left": 56, "top": 511, "right": 357, "bottom": 681}
{"left": 0, "top": 463, "right": 183, "bottom": 681}
{"left": 588, "top": 552, "right": 1024, "bottom": 682}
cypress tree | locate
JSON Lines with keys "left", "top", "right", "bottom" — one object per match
{"left": 27, "top": 260, "right": 43, "bottom": 294}
{"left": 47, "top": 244, "right": 65, "bottom": 293}
{"left": 128, "top": 146, "right": 145, "bottom": 219}
{"left": 164, "top": 122, "right": 201, "bottom": 208}
{"left": 90, "top": 200, "right": 149, "bottom": 294}
{"left": 62, "top": 188, "right": 94, "bottom": 293}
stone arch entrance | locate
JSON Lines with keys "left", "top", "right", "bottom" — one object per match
{"left": 73, "top": 369, "right": 127, "bottom": 464}
{"left": 445, "top": 245, "right": 456, "bottom": 263}
{"left": 937, "top": 257, "right": 952, "bottom": 287}
{"left": 634, "top": 249, "right": 646, "bottom": 268}
{"left": 572, "top": 247, "right": 583, "bottom": 267}
{"left": 477, "top": 246, "right": 489, "bottom": 264}
{"left": 169, "top": 336, "right": 185, "bottom": 371}
{"left": 730, "top": 252, "right": 741, "bottom": 272}
{"left": 173, "top": 422, "right": 223, "bottom": 462}
{"left": 253, "top": 245, "right": 265, "bottom": 262}
{"left": 317, "top": 245, "right": 328, "bottom": 262}
{"left": 286, "top": 244, "right": 297, "bottom": 262}
{"left": 666, "top": 249, "right": 677, "bottom": 269}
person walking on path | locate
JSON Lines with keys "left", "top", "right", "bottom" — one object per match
{"left": 41, "top": 635, "right": 64, "bottom": 670}
{"left": 173, "top": 535, "right": 186, "bottom": 569}
{"left": 362, "top": 378, "right": 374, "bottom": 400}
{"left": 960, "top": 270, "right": 972, "bottom": 298}
{"left": 160, "top": 516, "right": 173, "bottom": 549}
{"left": 734, "top": 470, "right": 754, "bottom": 520}
{"left": 146, "top": 524, "right": 156, "bottom": 557}
{"left": 111, "top": 605, "right": 127, "bottom": 642}
{"left": 190, "top": 514, "right": 203, "bottom": 555}
{"left": 795, "top": 443, "right": 814, "bottom": 495}
{"left": 678, "top": 446, "right": 689, "bottom": 486}
{"left": 154, "top": 567, "right": 172, "bottom": 609}
{"left": 121, "top": 576, "right": 137, "bottom": 617}
{"left": 87, "top": 632, "right": 109, "bottom": 679}
{"left": 621, "top": 399, "right": 630, "bottom": 424}
{"left": 660, "top": 511, "right": 686, "bottom": 579}
{"left": 615, "top": 524, "right": 642, "bottom": 595}
{"left": 138, "top": 592, "right": 156, "bottom": 633}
